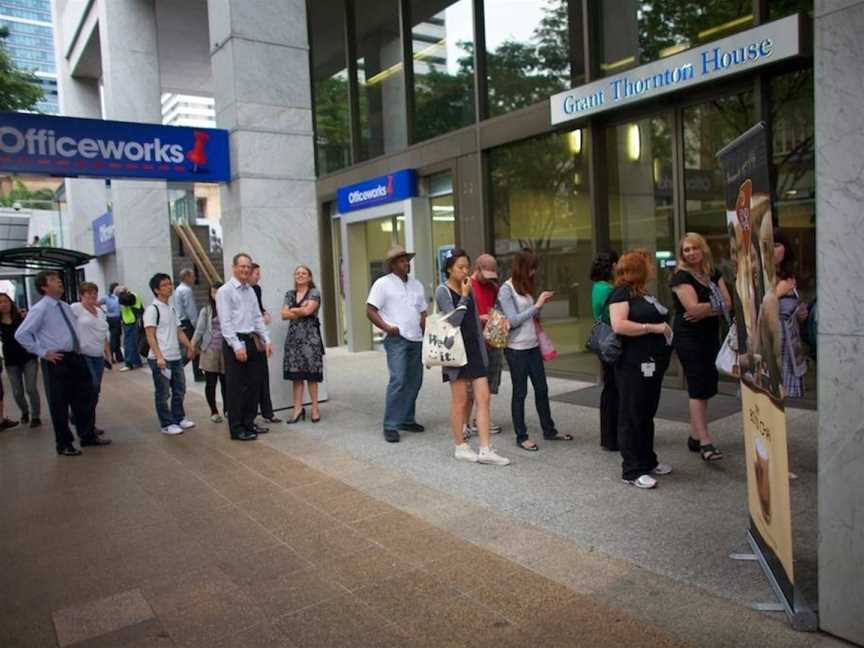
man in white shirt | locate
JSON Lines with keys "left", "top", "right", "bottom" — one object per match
{"left": 216, "top": 253, "right": 273, "bottom": 441}
{"left": 144, "top": 273, "right": 195, "bottom": 435}
{"left": 366, "top": 245, "right": 427, "bottom": 443}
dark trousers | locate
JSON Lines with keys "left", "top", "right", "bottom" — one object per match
{"left": 600, "top": 361, "right": 619, "bottom": 450}
{"left": 615, "top": 355, "right": 670, "bottom": 480}
{"left": 258, "top": 364, "right": 274, "bottom": 418}
{"left": 504, "top": 346, "right": 556, "bottom": 443}
{"left": 205, "top": 371, "right": 226, "bottom": 415}
{"left": 41, "top": 354, "right": 96, "bottom": 450}
{"left": 123, "top": 322, "right": 142, "bottom": 368}
{"left": 223, "top": 336, "right": 264, "bottom": 437}
{"left": 181, "top": 320, "right": 204, "bottom": 381}
{"left": 107, "top": 317, "right": 123, "bottom": 363}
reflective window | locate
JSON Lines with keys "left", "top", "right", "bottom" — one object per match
{"left": 309, "top": 0, "right": 351, "bottom": 175}
{"left": 683, "top": 90, "right": 756, "bottom": 267}
{"left": 769, "top": 0, "right": 813, "bottom": 19}
{"left": 354, "top": 0, "right": 407, "bottom": 160}
{"left": 596, "top": 1, "right": 754, "bottom": 77}
{"left": 490, "top": 130, "right": 594, "bottom": 375}
{"left": 606, "top": 115, "right": 676, "bottom": 310}
{"left": 428, "top": 173, "right": 456, "bottom": 287}
{"left": 410, "top": 0, "right": 475, "bottom": 142}
{"left": 484, "top": 0, "right": 576, "bottom": 117}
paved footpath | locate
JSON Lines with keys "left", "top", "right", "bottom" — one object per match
{"left": 0, "top": 349, "right": 848, "bottom": 647}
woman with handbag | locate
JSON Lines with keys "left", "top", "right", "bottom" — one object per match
{"left": 590, "top": 251, "right": 619, "bottom": 451}
{"left": 609, "top": 250, "right": 674, "bottom": 489}
{"left": 773, "top": 231, "right": 808, "bottom": 398}
{"left": 191, "top": 283, "right": 227, "bottom": 422}
{"left": 436, "top": 250, "right": 510, "bottom": 466}
{"left": 498, "top": 249, "right": 570, "bottom": 451}
{"left": 669, "top": 233, "right": 731, "bottom": 462}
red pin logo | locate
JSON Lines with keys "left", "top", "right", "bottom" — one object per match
{"left": 186, "top": 131, "right": 210, "bottom": 171}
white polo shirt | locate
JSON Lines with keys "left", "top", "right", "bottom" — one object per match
{"left": 143, "top": 299, "right": 182, "bottom": 361}
{"left": 366, "top": 273, "right": 427, "bottom": 342}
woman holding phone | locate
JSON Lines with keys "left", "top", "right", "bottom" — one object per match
{"left": 436, "top": 249, "right": 510, "bottom": 466}
{"left": 498, "top": 249, "right": 570, "bottom": 451}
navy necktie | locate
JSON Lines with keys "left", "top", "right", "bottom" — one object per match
{"left": 57, "top": 302, "right": 81, "bottom": 353}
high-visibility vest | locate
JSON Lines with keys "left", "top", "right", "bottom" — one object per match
{"left": 120, "top": 293, "right": 142, "bottom": 325}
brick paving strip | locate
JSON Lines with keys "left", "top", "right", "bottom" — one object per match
{"left": 0, "top": 371, "right": 841, "bottom": 647}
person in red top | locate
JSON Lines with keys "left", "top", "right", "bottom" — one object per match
{"left": 464, "top": 254, "right": 504, "bottom": 438}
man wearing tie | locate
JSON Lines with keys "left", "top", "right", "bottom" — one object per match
{"left": 15, "top": 270, "right": 111, "bottom": 456}
{"left": 216, "top": 253, "right": 273, "bottom": 441}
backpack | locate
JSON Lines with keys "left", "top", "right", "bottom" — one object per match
{"left": 137, "top": 304, "right": 160, "bottom": 357}
{"left": 800, "top": 298, "right": 817, "bottom": 359}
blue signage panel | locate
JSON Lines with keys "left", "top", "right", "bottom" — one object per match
{"left": 92, "top": 210, "right": 115, "bottom": 256}
{"left": 337, "top": 169, "right": 417, "bottom": 213}
{"left": 0, "top": 112, "right": 230, "bottom": 182}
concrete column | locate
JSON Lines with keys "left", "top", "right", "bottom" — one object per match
{"left": 815, "top": 1, "right": 864, "bottom": 644}
{"left": 97, "top": 0, "right": 172, "bottom": 301}
{"left": 208, "top": 0, "right": 319, "bottom": 410}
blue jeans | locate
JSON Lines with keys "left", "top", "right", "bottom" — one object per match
{"left": 123, "top": 323, "right": 142, "bottom": 368}
{"left": 83, "top": 355, "right": 105, "bottom": 405}
{"left": 383, "top": 335, "right": 423, "bottom": 431}
{"left": 147, "top": 359, "right": 186, "bottom": 428}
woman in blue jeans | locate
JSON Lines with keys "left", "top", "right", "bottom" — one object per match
{"left": 498, "top": 249, "right": 572, "bottom": 450}
{"left": 71, "top": 282, "right": 111, "bottom": 433}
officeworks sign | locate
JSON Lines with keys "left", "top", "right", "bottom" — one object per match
{"left": 337, "top": 169, "right": 417, "bottom": 213}
{"left": 551, "top": 14, "right": 802, "bottom": 125}
{"left": 0, "top": 112, "right": 230, "bottom": 182}
{"left": 92, "top": 210, "right": 115, "bottom": 256}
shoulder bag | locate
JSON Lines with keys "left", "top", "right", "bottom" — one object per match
{"left": 422, "top": 297, "right": 467, "bottom": 369}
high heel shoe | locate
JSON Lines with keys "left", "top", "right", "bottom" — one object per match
{"left": 311, "top": 413, "right": 321, "bottom": 423}
{"left": 286, "top": 408, "right": 306, "bottom": 424}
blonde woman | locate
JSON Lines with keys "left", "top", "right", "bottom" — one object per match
{"left": 669, "top": 233, "right": 731, "bottom": 462}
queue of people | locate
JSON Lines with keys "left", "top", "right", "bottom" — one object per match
{"left": 1, "top": 232, "right": 812, "bottom": 480}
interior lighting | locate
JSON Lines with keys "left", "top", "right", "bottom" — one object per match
{"left": 659, "top": 42, "right": 689, "bottom": 58}
{"left": 573, "top": 172, "right": 582, "bottom": 186}
{"left": 653, "top": 158, "right": 662, "bottom": 184}
{"left": 380, "top": 220, "right": 393, "bottom": 233}
{"left": 697, "top": 15, "right": 753, "bottom": 40}
{"left": 599, "top": 56, "right": 636, "bottom": 73}
{"left": 568, "top": 129, "right": 582, "bottom": 155}
{"left": 364, "top": 38, "right": 447, "bottom": 86}
{"left": 626, "top": 124, "right": 641, "bottom": 161}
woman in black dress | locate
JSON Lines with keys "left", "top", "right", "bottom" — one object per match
{"left": 435, "top": 250, "right": 510, "bottom": 466}
{"left": 281, "top": 265, "right": 324, "bottom": 424}
{"left": 669, "top": 233, "right": 731, "bottom": 462}
{"left": 609, "top": 250, "right": 674, "bottom": 489}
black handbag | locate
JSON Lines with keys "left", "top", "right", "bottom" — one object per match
{"left": 586, "top": 320, "right": 622, "bottom": 364}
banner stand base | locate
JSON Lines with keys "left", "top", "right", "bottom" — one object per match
{"left": 734, "top": 531, "right": 819, "bottom": 632}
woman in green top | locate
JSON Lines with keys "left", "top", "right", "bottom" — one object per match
{"left": 590, "top": 251, "right": 619, "bottom": 450}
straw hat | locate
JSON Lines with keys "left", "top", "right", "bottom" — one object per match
{"left": 385, "top": 245, "right": 415, "bottom": 266}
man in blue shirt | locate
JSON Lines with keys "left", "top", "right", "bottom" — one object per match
{"left": 99, "top": 282, "right": 124, "bottom": 364}
{"left": 15, "top": 271, "right": 112, "bottom": 456}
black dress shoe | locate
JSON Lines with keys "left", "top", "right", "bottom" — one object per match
{"left": 95, "top": 427, "right": 106, "bottom": 436}
{"left": 0, "top": 418, "right": 19, "bottom": 431}
{"left": 81, "top": 438, "right": 112, "bottom": 447}
{"left": 384, "top": 429, "right": 400, "bottom": 443}
{"left": 30, "top": 418, "right": 42, "bottom": 428}
{"left": 20, "top": 413, "right": 29, "bottom": 424}
{"left": 398, "top": 422, "right": 424, "bottom": 433}
{"left": 253, "top": 424, "right": 269, "bottom": 435}
{"left": 57, "top": 445, "right": 82, "bottom": 456}
{"left": 263, "top": 416, "right": 282, "bottom": 423}
{"left": 230, "top": 431, "right": 257, "bottom": 441}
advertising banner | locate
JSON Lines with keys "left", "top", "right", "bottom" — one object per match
{"left": 717, "top": 123, "right": 797, "bottom": 608}
{"left": 0, "top": 112, "right": 230, "bottom": 182}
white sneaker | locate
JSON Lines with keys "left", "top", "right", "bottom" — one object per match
{"left": 624, "top": 474, "right": 657, "bottom": 489}
{"left": 652, "top": 463, "right": 673, "bottom": 476}
{"left": 210, "top": 414, "right": 224, "bottom": 423}
{"left": 477, "top": 447, "right": 511, "bottom": 466}
{"left": 119, "top": 366, "right": 131, "bottom": 372}
{"left": 454, "top": 443, "right": 478, "bottom": 463}
{"left": 161, "top": 424, "right": 183, "bottom": 435}
{"left": 178, "top": 418, "right": 196, "bottom": 430}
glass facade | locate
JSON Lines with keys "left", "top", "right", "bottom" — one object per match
{"left": 354, "top": 0, "right": 407, "bottom": 160}
{"left": 484, "top": 0, "right": 575, "bottom": 117}
{"left": 596, "top": 1, "right": 754, "bottom": 76}
{"left": 309, "top": 0, "right": 351, "bottom": 174}
{"left": 490, "top": 131, "right": 593, "bottom": 374}
{"left": 1, "top": 0, "right": 58, "bottom": 113}
{"left": 411, "top": 0, "right": 475, "bottom": 142}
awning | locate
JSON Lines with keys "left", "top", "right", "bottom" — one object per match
{"left": 0, "top": 246, "right": 94, "bottom": 271}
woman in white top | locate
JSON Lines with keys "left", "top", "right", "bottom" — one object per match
{"left": 497, "top": 249, "right": 571, "bottom": 450}
{"left": 71, "top": 282, "right": 111, "bottom": 430}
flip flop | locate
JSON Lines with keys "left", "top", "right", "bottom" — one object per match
{"left": 544, "top": 433, "right": 574, "bottom": 441}
{"left": 519, "top": 441, "right": 539, "bottom": 451}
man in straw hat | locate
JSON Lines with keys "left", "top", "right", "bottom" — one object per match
{"left": 366, "top": 245, "right": 427, "bottom": 443}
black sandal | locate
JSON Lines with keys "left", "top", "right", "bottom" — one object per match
{"left": 544, "top": 433, "right": 574, "bottom": 441}
{"left": 687, "top": 436, "right": 700, "bottom": 453}
{"left": 700, "top": 444, "right": 723, "bottom": 461}
{"left": 519, "top": 441, "right": 539, "bottom": 451}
